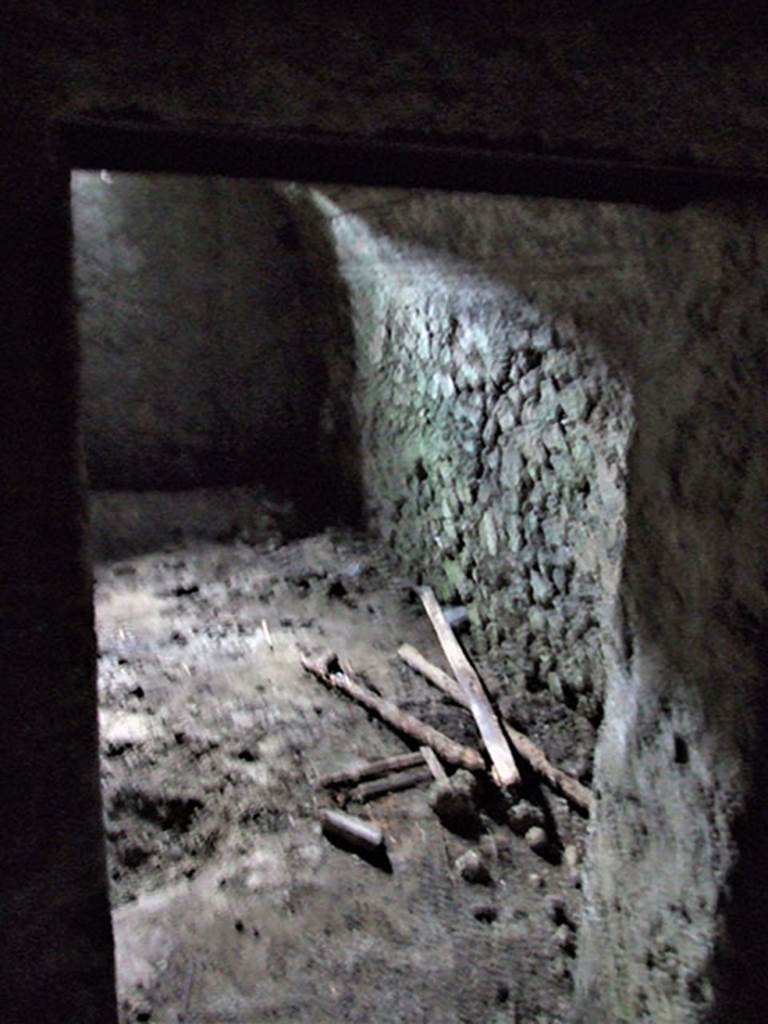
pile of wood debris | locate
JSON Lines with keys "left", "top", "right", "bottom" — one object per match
{"left": 302, "top": 586, "right": 592, "bottom": 860}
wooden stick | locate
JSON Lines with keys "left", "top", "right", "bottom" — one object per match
{"left": 420, "top": 745, "right": 448, "bottom": 783}
{"left": 321, "top": 809, "right": 384, "bottom": 851}
{"left": 317, "top": 751, "right": 426, "bottom": 789}
{"left": 399, "top": 644, "right": 465, "bottom": 705}
{"left": 501, "top": 722, "right": 594, "bottom": 814}
{"left": 349, "top": 766, "right": 434, "bottom": 802}
{"left": 399, "top": 644, "right": 593, "bottom": 813}
{"left": 301, "top": 654, "right": 484, "bottom": 772}
{"left": 419, "top": 587, "right": 521, "bottom": 788}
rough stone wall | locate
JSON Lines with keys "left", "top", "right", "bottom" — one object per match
{"left": 305, "top": 186, "right": 636, "bottom": 725}
{"left": 304, "top": 186, "right": 768, "bottom": 1022}
{"left": 71, "top": 172, "right": 326, "bottom": 493}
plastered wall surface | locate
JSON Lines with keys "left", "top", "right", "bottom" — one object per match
{"left": 72, "top": 172, "right": 323, "bottom": 491}
{"left": 580, "top": 204, "right": 768, "bottom": 1023}
{"left": 301, "top": 185, "right": 768, "bottom": 1022}
{"left": 72, "top": 172, "right": 362, "bottom": 557}
{"left": 23, "top": 3, "right": 768, "bottom": 171}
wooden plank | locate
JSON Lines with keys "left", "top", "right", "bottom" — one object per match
{"left": 400, "top": 644, "right": 593, "bottom": 813}
{"left": 420, "top": 745, "right": 448, "bottom": 783}
{"left": 419, "top": 587, "right": 521, "bottom": 788}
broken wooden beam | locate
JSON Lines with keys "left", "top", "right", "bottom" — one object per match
{"left": 419, "top": 587, "right": 521, "bottom": 788}
{"left": 301, "top": 653, "right": 484, "bottom": 772}
{"left": 317, "top": 751, "right": 426, "bottom": 790}
{"left": 349, "top": 766, "right": 434, "bottom": 803}
{"left": 399, "top": 644, "right": 593, "bottom": 814}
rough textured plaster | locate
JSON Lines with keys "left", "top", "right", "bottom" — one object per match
{"left": 46, "top": 3, "right": 768, "bottom": 172}
{"left": 72, "top": 172, "right": 326, "bottom": 491}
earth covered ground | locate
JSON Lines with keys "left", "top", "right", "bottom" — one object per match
{"left": 95, "top": 529, "right": 592, "bottom": 1024}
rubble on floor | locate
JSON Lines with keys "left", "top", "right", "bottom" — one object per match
{"left": 95, "top": 530, "right": 594, "bottom": 1024}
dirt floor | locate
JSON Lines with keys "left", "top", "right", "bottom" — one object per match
{"left": 95, "top": 529, "right": 591, "bottom": 1024}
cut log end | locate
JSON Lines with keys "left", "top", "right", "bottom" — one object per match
{"left": 321, "top": 809, "right": 385, "bottom": 852}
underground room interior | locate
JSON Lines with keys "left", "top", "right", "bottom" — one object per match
{"left": 61, "top": 160, "right": 768, "bottom": 1024}
{"left": 7, "top": 10, "right": 768, "bottom": 1024}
